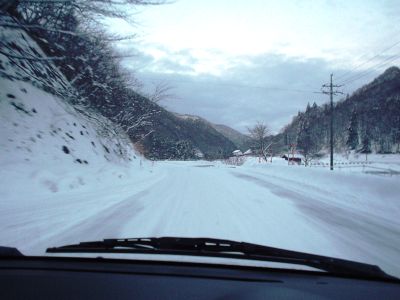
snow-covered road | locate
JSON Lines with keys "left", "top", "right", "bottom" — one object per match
{"left": 1, "top": 160, "right": 400, "bottom": 277}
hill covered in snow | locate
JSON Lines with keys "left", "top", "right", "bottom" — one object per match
{"left": 0, "top": 14, "right": 146, "bottom": 198}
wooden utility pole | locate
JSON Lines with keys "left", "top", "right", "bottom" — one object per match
{"left": 322, "top": 74, "right": 343, "bottom": 171}
{"left": 329, "top": 74, "right": 334, "bottom": 170}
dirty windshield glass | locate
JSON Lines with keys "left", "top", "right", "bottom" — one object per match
{"left": 1, "top": 0, "right": 399, "bottom": 277}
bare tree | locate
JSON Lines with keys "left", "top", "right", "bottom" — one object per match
{"left": 296, "top": 116, "right": 321, "bottom": 166}
{"left": 248, "top": 121, "right": 270, "bottom": 162}
{"left": 146, "top": 82, "right": 174, "bottom": 104}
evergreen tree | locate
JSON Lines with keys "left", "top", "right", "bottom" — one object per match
{"left": 305, "top": 102, "right": 311, "bottom": 113}
{"left": 312, "top": 102, "right": 318, "bottom": 110}
{"left": 361, "top": 131, "right": 372, "bottom": 153}
{"left": 346, "top": 110, "right": 359, "bottom": 150}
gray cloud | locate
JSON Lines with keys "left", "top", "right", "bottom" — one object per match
{"left": 124, "top": 47, "right": 387, "bottom": 133}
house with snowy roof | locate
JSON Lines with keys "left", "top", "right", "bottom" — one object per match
{"left": 232, "top": 150, "right": 243, "bottom": 156}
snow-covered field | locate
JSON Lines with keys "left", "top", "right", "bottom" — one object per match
{"left": 308, "top": 152, "right": 400, "bottom": 175}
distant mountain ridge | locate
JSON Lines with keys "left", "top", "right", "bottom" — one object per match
{"left": 174, "top": 113, "right": 253, "bottom": 151}
{"left": 211, "top": 124, "right": 253, "bottom": 151}
{"left": 136, "top": 110, "right": 237, "bottom": 159}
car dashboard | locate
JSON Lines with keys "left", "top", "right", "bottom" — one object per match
{"left": 1, "top": 256, "right": 400, "bottom": 299}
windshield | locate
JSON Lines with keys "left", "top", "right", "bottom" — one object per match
{"left": 1, "top": 0, "right": 399, "bottom": 278}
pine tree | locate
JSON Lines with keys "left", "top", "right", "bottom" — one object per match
{"left": 361, "top": 132, "right": 371, "bottom": 153}
{"left": 346, "top": 110, "right": 359, "bottom": 150}
{"left": 312, "top": 102, "right": 318, "bottom": 110}
{"left": 306, "top": 102, "right": 311, "bottom": 113}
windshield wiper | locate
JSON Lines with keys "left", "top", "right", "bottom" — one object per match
{"left": 47, "top": 237, "right": 397, "bottom": 281}
{"left": 0, "top": 246, "right": 23, "bottom": 257}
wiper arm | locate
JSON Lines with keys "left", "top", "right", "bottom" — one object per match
{"left": 47, "top": 237, "right": 396, "bottom": 281}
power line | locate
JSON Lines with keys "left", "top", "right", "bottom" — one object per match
{"left": 335, "top": 38, "right": 400, "bottom": 82}
{"left": 338, "top": 54, "right": 400, "bottom": 86}
{"left": 139, "top": 74, "right": 317, "bottom": 94}
{"left": 341, "top": 58, "right": 400, "bottom": 87}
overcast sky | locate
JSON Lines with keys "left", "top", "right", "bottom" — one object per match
{"left": 107, "top": 0, "right": 400, "bottom": 133}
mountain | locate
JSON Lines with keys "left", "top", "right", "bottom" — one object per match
{"left": 136, "top": 112, "right": 237, "bottom": 160}
{"left": 278, "top": 66, "right": 400, "bottom": 156}
{"left": 211, "top": 124, "right": 253, "bottom": 151}
{"left": 172, "top": 114, "right": 253, "bottom": 152}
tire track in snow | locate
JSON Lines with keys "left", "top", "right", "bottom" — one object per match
{"left": 232, "top": 172, "right": 400, "bottom": 276}
{"left": 131, "top": 165, "right": 260, "bottom": 241}
{"left": 29, "top": 188, "right": 154, "bottom": 251}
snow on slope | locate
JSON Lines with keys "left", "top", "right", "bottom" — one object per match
{"left": 0, "top": 17, "right": 155, "bottom": 207}
{"left": 1, "top": 78, "right": 135, "bottom": 195}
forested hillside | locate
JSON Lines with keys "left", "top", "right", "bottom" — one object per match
{"left": 211, "top": 124, "right": 253, "bottom": 151}
{"left": 1, "top": 1, "right": 235, "bottom": 160}
{"left": 274, "top": 67, "right": 400, "bottom": 158}
{"left": 138, "top": 111, "right": 236, "bottom": 160}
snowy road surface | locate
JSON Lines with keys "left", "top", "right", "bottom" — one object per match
{"left": 1, "top": 160, "right": 400, "bottom": 277}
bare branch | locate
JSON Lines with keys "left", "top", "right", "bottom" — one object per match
{"left": 0, "top": 22, "right": 83, "bottom": 36}
{"left": 0, "top": 48, "right": 65, "bottom": 61}
{"left": 147, "top": 82, "right": 175, "bottom": 103}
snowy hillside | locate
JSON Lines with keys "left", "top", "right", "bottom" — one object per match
{"left": 0, "top": 16, "right": 146, "bottom": 197}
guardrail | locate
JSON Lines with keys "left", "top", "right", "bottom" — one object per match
{"left": 308, "top": 162, "right": 400, "bottom": 176}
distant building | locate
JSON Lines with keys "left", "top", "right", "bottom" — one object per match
{"left": 194, "top": 148, "right": 204, "bottom": 158}
{"left": 232, "top": 150, "right": 243, "bottom": 156}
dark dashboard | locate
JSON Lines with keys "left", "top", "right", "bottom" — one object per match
{"left": 1, "top": 256, "right": 399, "bottom": 299}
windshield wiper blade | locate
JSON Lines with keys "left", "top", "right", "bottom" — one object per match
{"left": 47, "top": 237, "right": 396, "bottom": 281}
{"left": 0, "top": 246, "right": 23, "bottom": 257}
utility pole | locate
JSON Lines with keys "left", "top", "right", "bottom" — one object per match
{"left": 329, "top": 74, "right": 334, "bottom": 171}
{"left": 322, "top": 74, "right": 343, "bottom": 171}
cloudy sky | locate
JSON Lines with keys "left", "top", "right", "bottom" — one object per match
{"left": 108, "top": 0, "right": 400, "bottom": 133}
